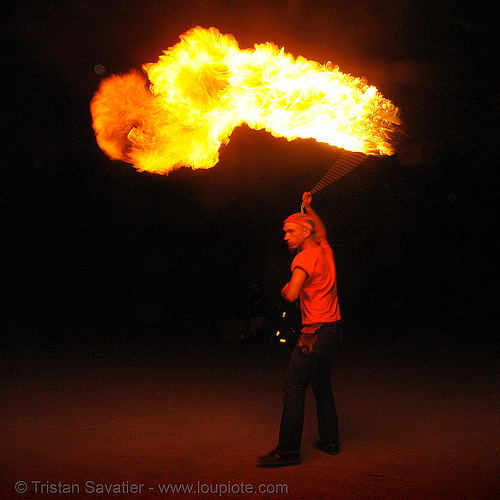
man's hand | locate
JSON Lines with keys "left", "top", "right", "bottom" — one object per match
{"left": 301, "top": 191, "right": 327, "bottom": 241}
{"left": 302, "top": 191, "right": 312, "bottom": 208}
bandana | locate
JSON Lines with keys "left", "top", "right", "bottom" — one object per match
{"left": 283, "top": 213, "right": 315, "bottom": 231}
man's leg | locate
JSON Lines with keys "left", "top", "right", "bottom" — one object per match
{"left": 276, "top": 343, "right": 315, "bottom": 454}
{"left": 311, "top": 322, "right": 342, "bottom": 453}
{"left": 257, "top": 343, "right": 314, "bottom": 467}
{"left": 312, "top": 360, "right": 339, "bottom": 449}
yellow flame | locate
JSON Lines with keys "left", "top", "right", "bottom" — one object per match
{"left": 91, "top": 26, "right": 400, "bottom": 174}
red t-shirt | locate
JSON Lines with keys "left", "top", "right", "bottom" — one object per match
{"left": 291, "top": 238, "right": 341, "bottom": 325}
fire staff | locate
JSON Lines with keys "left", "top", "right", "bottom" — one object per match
{"left": 258, "top": 191, "right": 342, "bottom": 467}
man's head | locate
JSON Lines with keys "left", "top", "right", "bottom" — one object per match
{"left": 283, "top": 213, "right": 315, "bottom": 251}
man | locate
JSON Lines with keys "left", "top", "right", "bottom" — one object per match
{"left": 258, "top": 191, "right": 342, "bottom": 467}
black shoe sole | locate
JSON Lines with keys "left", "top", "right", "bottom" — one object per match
{"left": 312, "top": 441, "right": 340, "bottom": 455}
{"left": 257, "top": 459, "right": 301, "bottom": 468}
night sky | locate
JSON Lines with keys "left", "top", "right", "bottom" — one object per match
{"left": 1, "top": 0, "right": 497, "bottom": 348}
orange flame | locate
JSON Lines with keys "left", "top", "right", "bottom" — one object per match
{"left": 91, "top": 27, "right": 400, "bottom": 174}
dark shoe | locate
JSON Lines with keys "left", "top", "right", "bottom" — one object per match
{"left": 257, "top": 450, "right": 301, "bottom": 468}
{"left": 312, "top": 441, "right": 340, "bottom": 455}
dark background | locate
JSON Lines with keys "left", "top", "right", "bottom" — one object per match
{"left": 1, "top": 0, "right": 497, "bottom": 352}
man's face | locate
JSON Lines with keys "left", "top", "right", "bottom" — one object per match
{"left": 283, "top": 222, "right": 309, "bottom": 251}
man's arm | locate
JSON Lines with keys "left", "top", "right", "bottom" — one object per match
{"left": 302, "top": 191, "right": 327, "bottom": 240}
{"left": 281, "top": 267, "right": 307, "bottom": 302}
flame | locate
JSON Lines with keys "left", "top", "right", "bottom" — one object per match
{"left": 91, "top": 26, "right": 400, "bottom": 174}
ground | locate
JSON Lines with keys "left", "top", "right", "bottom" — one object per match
{"left": 1, "top": 320, "right": 498, "bottom": 500}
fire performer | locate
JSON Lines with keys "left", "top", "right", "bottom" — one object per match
{"left": 258, "top": 191, "right": 342, "bottom": 468}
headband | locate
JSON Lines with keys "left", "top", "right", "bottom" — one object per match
{"left": 283, "top": 213, "right": 315, "bottom": 231}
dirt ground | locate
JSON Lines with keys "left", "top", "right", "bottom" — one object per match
{"left": 1, "top": 322, "right": 498, "bottom": 500}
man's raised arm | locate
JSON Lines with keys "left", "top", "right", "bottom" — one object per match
{"left": 301, "top": 191, "right": 327, "bottom": 241}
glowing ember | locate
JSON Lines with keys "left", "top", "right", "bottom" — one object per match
{"left": 91, "top": 26, "right": 400, "bottom": 174}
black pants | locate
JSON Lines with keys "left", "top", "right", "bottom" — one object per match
{"left": 276, "top": 321, "right": 342, "bottom": 454}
